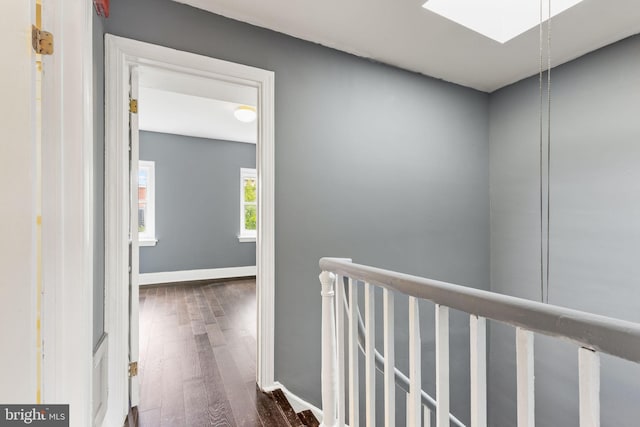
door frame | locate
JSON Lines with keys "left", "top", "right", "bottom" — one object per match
{"left": 40, "top": 0, "right": 94, "bottom": 426}
{"left": 104, "top": 34, "right": 276, "bottom": 424}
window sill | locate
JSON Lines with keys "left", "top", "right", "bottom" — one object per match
{"left": 237, "top": 235, "right": 256, "bottom": 243}
{"left": 140, "top": 238, "right": 158, "bottom": 247}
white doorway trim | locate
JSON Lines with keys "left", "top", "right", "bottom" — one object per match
{"left": 40, "top": 1, "right": 94, "bottom": 426}
{"left": 104, "top": 34, "right": 276, "bottom": 424}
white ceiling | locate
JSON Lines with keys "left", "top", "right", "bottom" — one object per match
{"left": 174, "top": 0, "right": 640, "bottom": 92}
{"left": 138, "top": 67, "right": 257, "bottom": 143}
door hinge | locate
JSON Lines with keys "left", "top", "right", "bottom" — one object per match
{"left": 128, "top": 361, "right": 138, "bottom": 377}
{"left": 129, "top": 99, "right": 138, "bottom": 114}
{"left": 32, "top": 25, "right": 54, "bottom": 55}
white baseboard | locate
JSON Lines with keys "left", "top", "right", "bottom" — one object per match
{"left": 139, "top": 266, "right": 256, "bottom": 286}
{"left": 263, "top": 381, "right": 324, "bottom": 423}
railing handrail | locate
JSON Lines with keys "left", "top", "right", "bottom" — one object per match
{"left": 320, "top": 257, "right": 640, "bottom": 363}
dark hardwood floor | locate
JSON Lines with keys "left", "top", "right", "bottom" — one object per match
{"left": 138, "top": 279, "right": 290, "bottom": 427}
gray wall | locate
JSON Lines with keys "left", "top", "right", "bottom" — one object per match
{"left": 139, "top": 131, "right": 256, "bottom": 273}
{"left": 104, "top": 0, "right": 490, "bottom": 422}
{"left": 489, "top": 35, "right": 640, "bottom": 426}
{"left": 93, "top": 11, "right": 105, "bottom": 349}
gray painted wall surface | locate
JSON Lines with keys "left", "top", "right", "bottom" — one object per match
{"left": 139, "top": 131, "right": 256, "bottom": 273}
{"left": 93, "top": 12, "right": 105, "bottom": 349}
{"left": 105, "top": 1, "right": 490, "bottom": 422}
{"left": 489, "top": 35, "right": 640, "bottom": 426}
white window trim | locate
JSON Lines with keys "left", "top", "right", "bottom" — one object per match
{"left": 239, "top": 167, "right": 257, "bottom": 242}
{"left": 138, "top": 160, "right": 157, "bottom": 246}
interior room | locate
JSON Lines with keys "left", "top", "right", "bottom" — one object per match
{"left": 94, "top": 0, "right": 640, "bottom": 425}
{"left": 2, "top": 0, "right": 639, "bottom": 426}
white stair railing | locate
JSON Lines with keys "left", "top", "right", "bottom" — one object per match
{"left": 319, "top": 258, "right": 640, "bottom": 427}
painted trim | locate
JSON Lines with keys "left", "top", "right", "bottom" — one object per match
{"left": 263, "top": 382, "right": 324, "bottom": 424}
{"left": 139, "top": 239, "right": 158, "bottom": 247}
{"left": 139, "top": 266, "right": 257, "bottom": 285}
{"left": 1, "top": 0, "right": 37, "bottom": 403}
{"left": 238, "top": 236, "right": 257, "bottom": 243}
{"left": 40, "top": 1, "right": 94, "bottom": 426}
{"left": 105, "top": 34, "right": 276, "bottom": 424}
{"left": 93, "top": 334, "right": 109, "bottom": 427}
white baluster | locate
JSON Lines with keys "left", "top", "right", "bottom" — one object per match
{"left": 320, "top": 271, "right": 338, "bottom": 427}
{"left": 516, "top": 328, "right": 535, "bottom": 427}
{"left": 435, "top": 305, "right": 449, "bottom": 427}
{"left": 423, "top": 406, "right": 432, "bottom": 427}
{"left": 408, "top": 296, "right": 421, "bottom": 427}
{"left": 335, "top": 275, "right": 346, "bottom": 426}
{"left": 406, "top": 392, "right": 411, "bottom": 427}
{"left": 383, "top": 289, "right": 395, "bottom": 427}
{"left": 349, "top": 278, "right": 359, "bottom": 427}
{"left": 470, "top": 315, "right": 487, "bottom": 427}
{"left": 579, "top": 347, "right": 600, "bottom": 427}
{"left": 365, "top": 282, "right": 376, "bottom": 426}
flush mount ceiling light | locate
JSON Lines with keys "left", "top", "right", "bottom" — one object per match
{"left": 234, "top": 105, "right": 257, "bottom": 123}
{"left": 422, "top": 0, "right": 584, "bottom": 43}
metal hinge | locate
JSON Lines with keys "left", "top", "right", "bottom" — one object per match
{"left": 128, "top": 361, "right": 138, "bottom": 377}
{"left": 129, "top": 99, "right": 138, "bottom": 114}
{"left": 32, "top": 25, "right": 54, "bottom": 55}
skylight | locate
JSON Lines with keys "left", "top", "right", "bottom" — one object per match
{"left": 422, "top": 0, "right": 585, "bottom": 43}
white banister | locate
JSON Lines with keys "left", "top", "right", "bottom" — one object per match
{"left": 435, "top": 305, "right": 450, "bottom": 427}
{"left": 383, "top": 289, "right": 395, "bottom": 427}
{"left": 516, "top": 328, "right": 535, "bottom": 427}
{"left": 365, "top": 282, "right": 376, "bottom": 426}
{"left": 579, "top": 347, "right": 600, "bottom": 427}
{"left": 348, "top": 278, "right": 360, "bottom": 427}
{"left": 320, "top": 257, "right": 640, "bottom": 363}
{"left": 320, "top": 271, "right": 338, "bottom": 427}
{"left": 409, "top": 296, "right": 422, "bottom": 427}
{"left": 470, "top": 315, "right": 487, "bottom": 427}
{"left": 320, "top": 257, "right": 640, "bottom": 427}
{"left": 335, "top": 274, "right": 346, "bottom": 426}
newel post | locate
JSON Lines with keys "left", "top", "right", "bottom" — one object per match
{"left": 319, "top": 271, "right": 338, "bottom": 427}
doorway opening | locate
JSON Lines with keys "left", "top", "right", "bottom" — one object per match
{"left": 104, "top": 35, "right": 275, "bottom": 426}
{"left": 135, "top": 65, "right": 259, "bottom": 424}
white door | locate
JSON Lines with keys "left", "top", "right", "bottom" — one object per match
{"left": 128, "top": 66, "right": 141, "bottom": 407}
{"left": 0, "top": 0, "right": 38, "bottom": 403}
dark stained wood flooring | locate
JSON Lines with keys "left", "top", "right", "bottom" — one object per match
{"left": 138, "top": 279, "right": 292, "bottom": 427}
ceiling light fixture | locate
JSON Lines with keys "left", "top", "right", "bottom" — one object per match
{"left": 234, "top": 105, "right": 257, "bottom": 123}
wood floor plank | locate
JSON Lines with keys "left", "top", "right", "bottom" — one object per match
{"left": 213, "top": 345, "right": 262, "bottom": 426}
{"left": 197, "top": 286, "right": 217, "bottom": 325}
{"left": 183, "top": 378, "right": 213, "bottom": 427}
{"left": 194, "top": 333, "right": 237, "bottom": 426}
{"left": 160, "top": 355, "right": 186, "bottom": 427}
{"left": 176, "top": 286, "right": 190, "bottom": 326}
{"left": 139, "top": 355, "right": 162, "bottom": 411}
{"left": 138, "top": 407, "right": 160, "bottom": 427}
{"left": 180, "top": 335, "right": 202, "bottom": 381}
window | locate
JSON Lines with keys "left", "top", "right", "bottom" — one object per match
{"left": 239, "top": 168, "right": 257, "bottom": 242}
{"left": 138, "top": 160, "right": 157, "bottom": 246}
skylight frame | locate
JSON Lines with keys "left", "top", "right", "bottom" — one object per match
{"left": 422, "top": 0, "right": 585, "bottom": 43}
